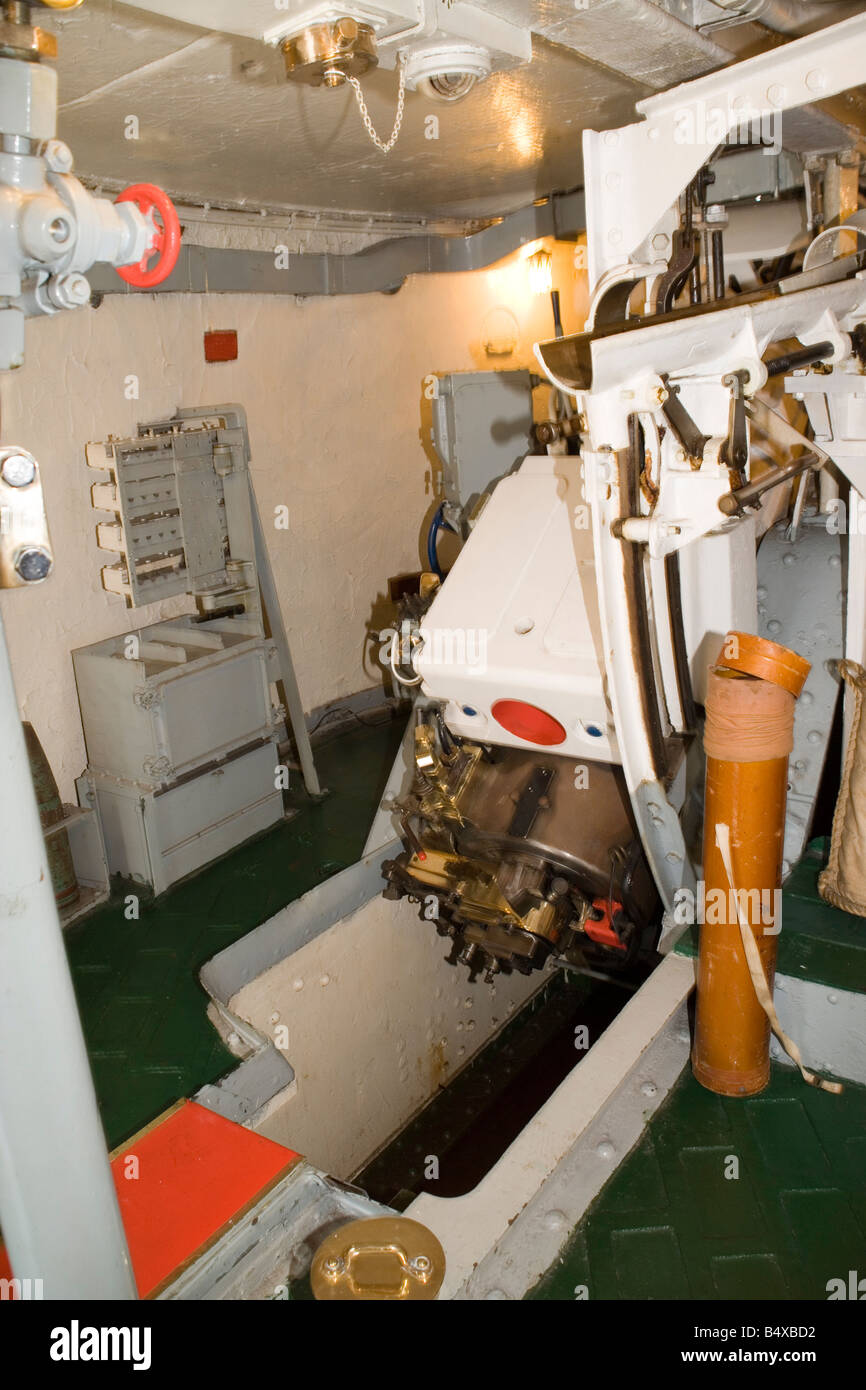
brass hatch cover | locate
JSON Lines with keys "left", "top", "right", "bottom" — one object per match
{"left": 310, "top": 1217, "right": 446, "bottom": 1301}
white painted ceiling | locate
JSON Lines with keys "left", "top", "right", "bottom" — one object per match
{"left": 44, "top": 0, "right": 864, "bottom": 222}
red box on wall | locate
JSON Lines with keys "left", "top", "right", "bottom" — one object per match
{"left": 204, "top": 329, "right": 238, "bottom": 362}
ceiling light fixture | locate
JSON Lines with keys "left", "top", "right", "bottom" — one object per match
{"left": 528, "top": 249, "right": 553, "bottom": 296}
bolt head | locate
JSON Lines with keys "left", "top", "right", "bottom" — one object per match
{"left": 56, "top": 272, "right": 91, "bottom": 307}
{"left": 14, "top": 546, "right": 52, "bottom": 583}
{"left": 335, "top": 17, "right": 359, "bottom": 42}
{"left": 1, "top": 453, "right": 36, "bottom": 488}
{"left": 42, "top": 139, "right": 73, "bottom": 174}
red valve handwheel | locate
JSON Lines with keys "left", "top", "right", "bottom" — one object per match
{"left": 115, "top": 183, "right": 181, "bottom": 288}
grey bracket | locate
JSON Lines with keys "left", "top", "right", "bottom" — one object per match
{"left": 196, "top": 1045, "right": 295, "bottom": 1128}
{"left": 431, "top": 370, "right": 534, "bottom": 524}
{"left": 756, "top": 515, "right": 844, "bottom": 873}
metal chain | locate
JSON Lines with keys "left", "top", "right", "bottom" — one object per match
{"left": 325, "top": 59, "right": 406, "bottom": 155}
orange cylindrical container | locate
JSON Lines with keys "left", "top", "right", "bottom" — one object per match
{"left": 692, "top": 636, "right": 809, "bottom": 1097}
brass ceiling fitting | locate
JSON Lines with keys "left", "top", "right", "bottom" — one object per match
{"left": 281, "top": 18, "right": 378, "bottom": 89}
{"left": 310, "top": 1216, "right": 446, "bottom": 1301}
{"left": 0, "top": 12, "right": 57, "bottom": 60}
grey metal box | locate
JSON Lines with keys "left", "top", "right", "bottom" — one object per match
{"left": 77, "top": 738, "right": 284, "bottom": 897}
{"left": 72, "top": 615, "right": 277, "bottom": 789}
{"left": 431, "top": 370, "right": 534, "bottom": 514}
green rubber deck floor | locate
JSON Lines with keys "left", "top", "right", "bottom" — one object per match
{"left": 674, "top": 838, "right": 866, "bottom": 995}
{"left": 533, "top": 840, "right": 866, "bottom": 1302}
{"left": 530, "top": 1062, "right": 866, "bottom": 1301}
{"left": 64, "top": 715, "right": 406, "bottom": 1151}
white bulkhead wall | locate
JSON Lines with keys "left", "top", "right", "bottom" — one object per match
{"left": 0, "top": 241, "right": 585, "bottom": 799}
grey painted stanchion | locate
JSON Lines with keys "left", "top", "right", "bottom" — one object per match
{"left": 248, "top": 477, "right": 323, "bottom": 799}
{"left": 0, "top": 610, "right": 136, "bottom": 1299}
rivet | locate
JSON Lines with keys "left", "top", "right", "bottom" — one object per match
{"left": 1, "top": 453, "right": 36, "bottom": 488}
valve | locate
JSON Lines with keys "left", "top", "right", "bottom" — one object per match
{"left": 114, "top": 183, "right": 181, "bottom": 289}
{"left": 586, "top": 897, "right": 628, "bottom": 951}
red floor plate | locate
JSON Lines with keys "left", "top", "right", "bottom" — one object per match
{"left": 114, "top": 1101, "right": 299, "bottom": 1297}
{"left": 1, "top": 1101, "right": 300, "bottom": 1298}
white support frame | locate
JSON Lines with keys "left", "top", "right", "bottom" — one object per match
{"left": 583, "top": 11, "right": 866, "bottom": 292}
{"left": 538, "top": 275, "right": 866, "bottom": 915}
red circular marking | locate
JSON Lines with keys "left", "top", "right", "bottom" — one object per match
{"left": 115, "top": 183, "right": 181, "bottom": 288}
{"left": 491, "top": 699, "right": 567, "bottom": 746}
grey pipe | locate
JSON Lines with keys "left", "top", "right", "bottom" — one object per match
{"left": 0, "top": 609, "right": 136, "bottom": 1300}
{"left": 713, "top": 0, "right": 863, "bottom": 36}
{"left": 88, "top": 190, "right": 586, "bottom": 300}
